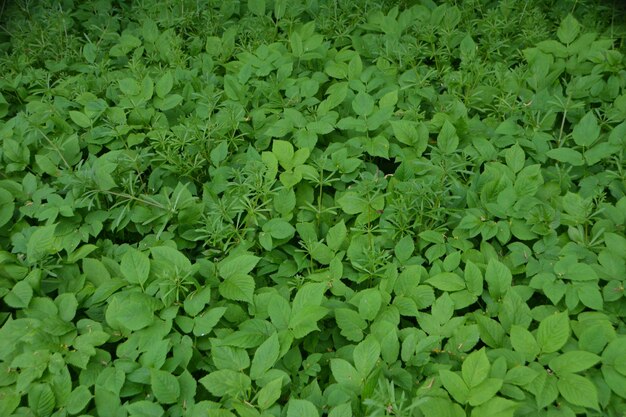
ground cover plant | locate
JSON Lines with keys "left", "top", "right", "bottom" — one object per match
{"left": 1, "top": 0, "right": 626, "bottom": 416}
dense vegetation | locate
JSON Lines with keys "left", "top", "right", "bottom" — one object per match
{"left": 1, "top": 0, "right": 626, "bottom": 416}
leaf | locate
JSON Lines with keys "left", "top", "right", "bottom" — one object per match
{"left": 28, "top": 383, "right": 55, "bottom": 417}
{"left": 352, "top": 92, "right": 375, "bottom": 117}
{"left": 485, "top": 259, "right": 511, "bottom": 299}
{"left": 272, "top": 140, "right": 295, "bottom": 170}
{"left": 326, "top": 220, "right": 347, "bottom": 251}
{"left": 66, "top": 386, "right": 92, "bottom": 415}
{"left": 470, "top": 397, "right": 518, "bottom": 417}
{"left": 394, "top": 235, "right": 415, "bottom": 263}
{"left": 357, "top": 289, "right": 382, "bottom": 321}
{"left": 287, "top": 399, "right": 319, "bottom": 417}
{"left": 335, "top": 308, "right": 367, "bottom": 342}
{"left": 337, "top": 191, "right": 366, "bottom": 214}
{"left": 557, "top": 14, "right": 581, "bottom": 44}
{"left": 546, "top": 148, "right": 584, "bottom": 165}
{"left": 4, "top": 280, "right": 33, "bottom": 309}
{"left": 557, "top": 373, "right": 599, "bottom": 409}
{"left": 125, "top": 401, "right": 165, "bottom": 417}
{"left": 536, "top": 312, "right": 570, "bottom": 354}
{"left": 69, "top": 110, "right": 91, "bottom": 128}
{"left": 121, "top": 248, "right": 150, "bottom": 286}
{"left": 56, "top": 293, "right": 78, "bottom": 322}
{"left": 427, "top": 272, "right": 465, "bottom": 292}
{"left": 289, "top": 305, "right": 328, "bottom": 338}
{"left": 330, "top": 358, "right": 360, "bottom": 388}
{"left": 353, "top": 337, "right": 380, "bottom": 377}
{"left": 193, "top": 307, "right": 227, "bottom": 337}
{"left": 219, "top": 274, "right": 255, "bottom": 303}
{"left": 437, "top": 120, "right": 458, "bottom": 153}
{"left": 572, "top": 111, "right": 600, "bottom": 147}
{"left": 155, "top": 71, "right": 174, "bottom": 98}
{"left": 510, "top": 325, "right": 539, "bottom": 361}
{"left": 462, "top": 348, "right": 490, "bottom": 388}
{"left": 468, "top": 378, "right": 502, "bottom": 406}
{"left": 263, "top": 218, "right": 295, "bottom": 240}
{"left": 257, "top": 378, "right": 283, "bottom": 410}
{"left": 248, "top": 0, "right": 265, "bottom": 16}
{"left": 439, "top": 370, "right": 469, "bottom": 404}
{"left": 218, "top": 253, "right": 260, "bottom": 280}
{"left": 464, "top": 261, "right": 483, "bottom": 297}
{"left": 199, "top": 369, "right": 251, "bottom": 398}
{"left": 549, "top": 351, "right": 600, "bottom": 375}
{"left": 105, "top": 292, "right": 155, "bottom": 331}
{"left": 0, "top": 188, "right": 15, "bottom": 228}
{"left": 250, "top": 333, "right": 280, "bottom": 379}
{"left": 183, "top": 286, "right": 212, "bottom": 316}
{"left": 26, "top": 224, "right": 58, "bottom": 264}
{"left": 151, "top": 369, "right": 180, "bottom": 404}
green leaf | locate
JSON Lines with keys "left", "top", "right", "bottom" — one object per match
{"left": 218, "top": 253, "right": 260, "bottom": 280}
{"left": 0, "top": 188, "right": 15, "bottom": 228}
{"left": 257, "top": 378, "right": 283, "bottom": 410}
{"left": 468, "top": 378, "right": 502, "bottom": 406}
{"left": 184, "top": 286, "right": 212, "bottom": 316}
{"left": 394, "top": 235, "right": 415, "bottom": 263}
{"left": 470, "top": 397, "right": 518, "bottom": 417}
{"left": 66, "top": 385, "right": 92, "bottom": 415}
{"left": 121, "top": 248, "right": 150, "bottom": 286}
{"left": 557, "top": 373, "right": 599, "bottom": 409}
{"left": 546, "top": 148, "right": 584, "bottom": 165}
{"left": 485, "top": 259, "right": 511, "bottom": 299}
{"left": 427, "top": 272, "right": 465, "bottom": 292}
{"left": 287, "top": 398, "right": 319, "bottom": 417}
{"left": 200, "top": 369, "right": 251, "bottom": 398}
{"left": 536, "top": 312, "right": 570, "bottom": 354}
{"left": 462, "top": 348, "right": 490, "bottom": 388}
{"left": 337, "top": 191, "right": 366, "bottom": 214}
{"left": 55, "top": 293, "right": 78, "bottom": 322}
{"left": 151, "top": 369, "right": 180, "bottom": 404}
{"left": 27, "top": 224, "right": 58, "bottom": 264}
{"left": 193, "top": 307, "right": 227, "bottom": 337}
{"left": 549, "top": 350, "right": 600, "bottom": 374}
{"left": 272, "top": 140, "right": 295, "bottom": 171}
{"left": 4, "top": 280, "right": 33, "bottom": 308}
{"left": 504, "top": 143, "right": 526, "bottom": 173}
{"left": 69, "top": 110, "right": 91, "bottom": 128}
{"left": 28, "top": 383, "right": 55, "bottom": 417}
{"left": 248, "top": 0, "right": 265, "bottom": 16}
{"left": 335, "top": 308, "right": 367, "bottom": 342}
{"left": 328, "top": 403, "right": 352, "bottom": 417}
{"left": 289, "top": 305, "right": 328, "bottom": 338}
{"left": 250, "top": 332, "right": 280, "bottom": 380}
{"left": 572, "top": 111, "right": 600, "bottom": 147}
{"left": 390, "top": 121, "right": 428, "bottom": 154}
{"left": 557, "top": 14, "right": 581, "bottom": 44}
{"left": 0, "top": 388, "right": 20, "bottom": 416}
{"left": 358, "top": 289, "right": 382, "bottom": 321}
{"left": 326, "top": 220, "right": 347, "bottom": 251}
{"left": 219, "top": 274, "right": 255, "bottom": 303}
{"left": 125, "top": 401, "right": 165, "bottom": 417}
{"left": 464, "top": 261, "right": 483, "bottom": 297}
{"left": 510, "top": 325, "right": 539, "bottom": 361}
{"left": 330, "top": 358, "right": 360, "bottom": 389}
{"left": 105, "top": 292, "right": 155, "bottom": 331}
{"left": 439, "top": 370, "right": 469, "bottom": 404}
{"left": 155, "top": 71, "right": 174, "bottom": 98}
{"left": 437, "top": 120, "right": 458, "bottom": 154}
{"left": 263, "top": 218, "right": 295, "bottom": 240}
{"left": 352, "top": 92, "right": 375, "bottom": 117}
{"left": 353, "top": 337, "right": 380, "bottom": 377}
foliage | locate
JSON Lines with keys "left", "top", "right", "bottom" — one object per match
{"left": 1, "top": 0, "right": 626, "bottom": 416}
